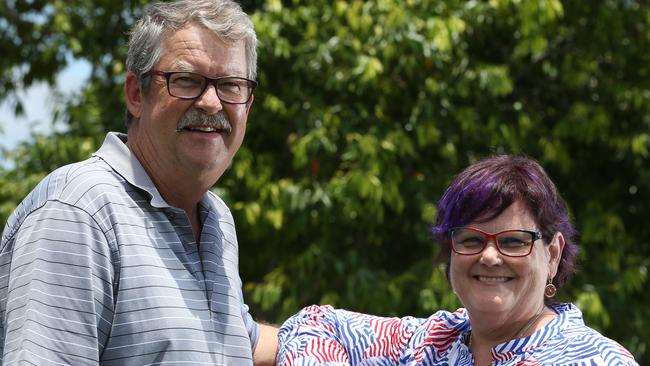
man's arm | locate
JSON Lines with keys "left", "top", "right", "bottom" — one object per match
{"left": 0, "top": 202, "right": 114, "bottom": 364}
{"left": 253, "top": 323, "right": 279, "bottom": 366}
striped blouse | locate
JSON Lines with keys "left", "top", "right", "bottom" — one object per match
{"left": 0, "top": 132, "right": 259, "bottom": 365}
{"left": 277, "top": 303, "right": 638, "bottom": 365}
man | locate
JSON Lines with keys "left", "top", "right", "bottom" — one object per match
{"left": 0, "top": 0, "right": 278, "bottom": 364}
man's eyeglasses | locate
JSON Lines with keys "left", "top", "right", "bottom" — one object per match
{"left": 448, "top": 227, "right": 542, "bottom": 257}
{"left": 144, "top": 69, "right": 257, "bottom": 104}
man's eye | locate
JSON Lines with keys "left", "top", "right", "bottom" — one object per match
{"left": 172, "top": 75, "right": 203, "bottom": 86}
{"left": 220, "top": 81, "right": 242, "bottom": 92}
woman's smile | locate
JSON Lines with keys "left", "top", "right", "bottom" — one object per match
{"left": 474, "top": 275, "right": 512, "bottom": 283}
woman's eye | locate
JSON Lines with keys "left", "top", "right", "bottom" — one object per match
{"left": 499, "top": 237, "right": 526, "bottom": 247}
{"left": 460, "top": 237, "right": 483, "bottom": 246}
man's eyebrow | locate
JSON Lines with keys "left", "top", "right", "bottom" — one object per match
{"left": 221, "top": 70, "right": 248, "bottom": 78}
{"left": 167, "top": 63, "right": 247, "bottom": 77}
{"left": 170, "top": 63, "right": 195, "bottom": 72}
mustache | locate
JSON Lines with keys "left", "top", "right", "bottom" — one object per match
{"left": 176, "top": 109, "right": 232, "bottom": 135}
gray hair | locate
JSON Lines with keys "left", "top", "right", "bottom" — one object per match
{"left": 124, "top": 0, "right": 258, "bottom": 127}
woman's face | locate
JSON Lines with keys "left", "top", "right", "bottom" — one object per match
{"left": 449, "top": 200, "right": 564, "bottom": 320}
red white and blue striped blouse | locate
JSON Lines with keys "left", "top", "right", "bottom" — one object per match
{"left": 277, "top": 303, "right": 638, "bottom": 365}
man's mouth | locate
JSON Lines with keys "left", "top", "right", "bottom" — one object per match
{"left": 181, "top": 125, "right": 223, "bottom": 133}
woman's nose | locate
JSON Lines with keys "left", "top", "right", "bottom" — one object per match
{"left": 479, "top": 240, "right": 502, "bottom": 266}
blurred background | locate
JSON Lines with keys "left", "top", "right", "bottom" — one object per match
{"left": 1, "top": 0, "right": 648, "bottom": 362}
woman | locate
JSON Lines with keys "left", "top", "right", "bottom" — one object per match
{"left": 277, "top": 155, "right": 638, "bottom": 365}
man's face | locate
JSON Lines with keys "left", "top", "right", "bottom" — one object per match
{"left": 128, "top": 23, "right": 251, "bottom": 186}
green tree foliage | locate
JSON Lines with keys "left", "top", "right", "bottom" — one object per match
{"left": 1, "top": 0, "right": 649, "bottom": 362}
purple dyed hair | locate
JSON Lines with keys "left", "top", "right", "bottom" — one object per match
{"left": 432, "top": 155, "right": 578, "bottom": 294}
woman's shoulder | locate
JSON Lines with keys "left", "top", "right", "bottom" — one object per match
{"left": 537, "top": 303, "right": 638, "bottom": 365}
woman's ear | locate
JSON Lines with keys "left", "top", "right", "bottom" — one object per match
{"left": 548, "top": 232, "right": 565, "bottom": 278}
{"left": 125, "top": 72, "right": 143, "bottom": 121}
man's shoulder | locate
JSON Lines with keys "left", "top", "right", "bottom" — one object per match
{"left": 38, "top": 155, "right": 126, "bottom": 204}
{"left": 2, "top": 156, "right": 128, "bottom": 240}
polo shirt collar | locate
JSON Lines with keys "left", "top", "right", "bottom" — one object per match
{"left": 93, "top": 132, "right": 172, "bottom": 208}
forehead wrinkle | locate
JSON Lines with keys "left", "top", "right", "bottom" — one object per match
{"left": 161, "top": 29, "right": 247, "bottom": 77}
{"left": 164, "top": 47, "right": 246, "bottom": 77}
{"left": 167, "top": 38, "right": 205, "bottom": 66}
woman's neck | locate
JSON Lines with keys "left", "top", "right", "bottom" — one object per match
{"left": 468, "top": 304, "right": 556, "bottom": 364}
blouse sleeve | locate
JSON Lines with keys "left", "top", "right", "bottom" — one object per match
{"left": 277, "top": 305, "right": 419, "bottom": 366}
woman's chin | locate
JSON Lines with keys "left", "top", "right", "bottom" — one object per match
{"left": 465, "top": 295, "right": 510, "bottom": 314}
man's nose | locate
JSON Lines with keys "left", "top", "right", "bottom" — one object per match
{"left": 194, "top": 83, "right": 224, "bottom": 114}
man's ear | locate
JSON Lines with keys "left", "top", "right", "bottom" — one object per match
{"left": 125, "top": 72, "right": 144, "bottom": 120}
{"left": 548, "top": 232, "right": 565, "bottom": 278}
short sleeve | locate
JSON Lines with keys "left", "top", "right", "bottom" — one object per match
{"left": 0, "top": 201, "right": 115, "bottom": 365}
{"left": 242, "top": 301, "right": 261, "bottom": 350}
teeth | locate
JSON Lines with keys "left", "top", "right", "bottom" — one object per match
{"left": 477, "top": 276, "right": 509, "bottom": 283}
{"left": 187, "top": 126, "right": 217, "bottom": 132}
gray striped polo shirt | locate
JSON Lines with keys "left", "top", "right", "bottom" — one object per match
{"left": 0, "top": 132, "right": 259, "bottom": 365}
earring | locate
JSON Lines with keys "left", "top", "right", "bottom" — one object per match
{"left": 544, "top": 277, "right": 557, "bottom": 298}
